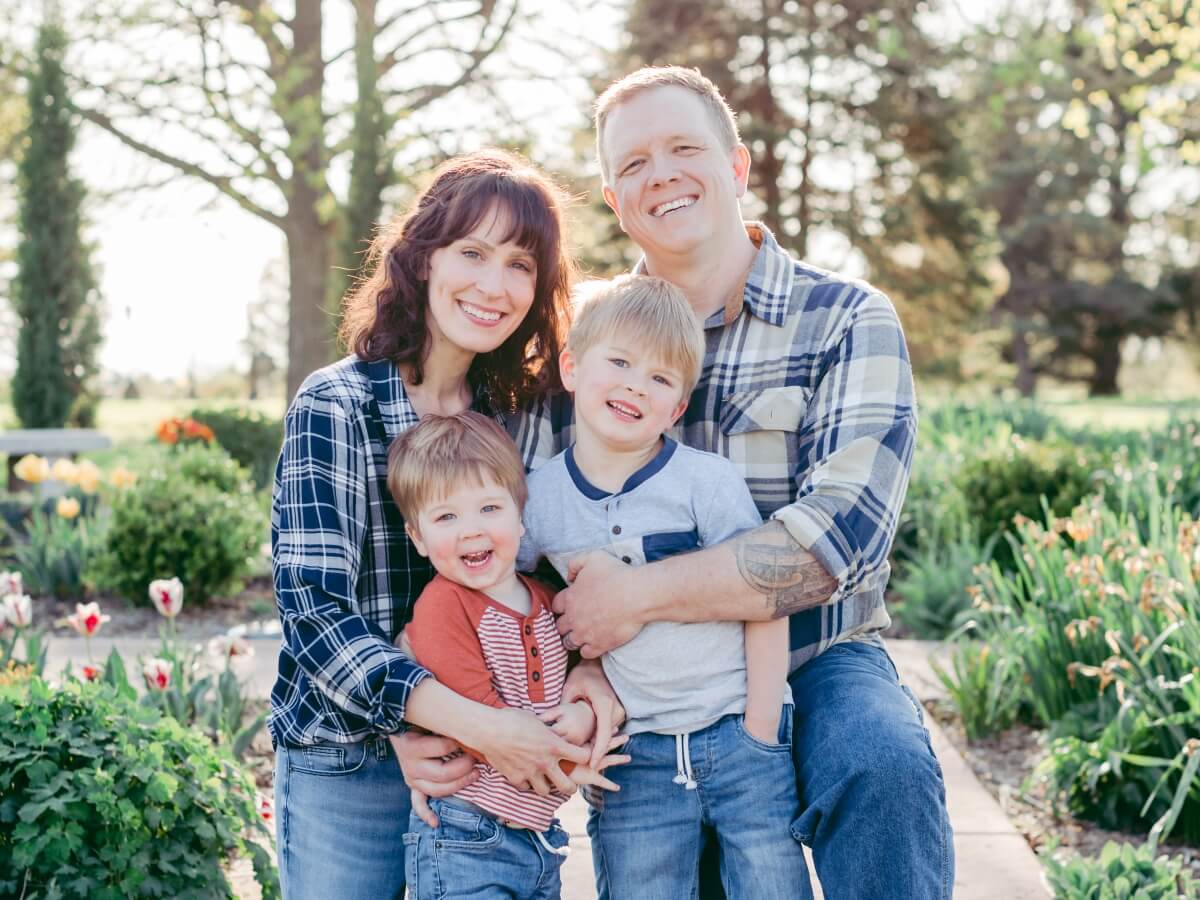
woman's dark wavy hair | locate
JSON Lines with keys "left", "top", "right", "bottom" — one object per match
{"left": 339, "top": 149, "right": 576, "bottom": 412}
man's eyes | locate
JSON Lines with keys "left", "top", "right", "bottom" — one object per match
{"left": 620, "top": 159, "right": 643, "bottom": 176}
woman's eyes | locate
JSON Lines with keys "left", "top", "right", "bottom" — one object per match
{"left": 510, "top": 260, "right": 533, "bottom": 273}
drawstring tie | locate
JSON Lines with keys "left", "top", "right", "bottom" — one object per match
{"left": 672, "top": 733, "right": 698, "bottom": 790}
{"left": 534, "top": 828, "right": 569, "bottom": 857}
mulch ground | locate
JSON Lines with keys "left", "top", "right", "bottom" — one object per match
{"left": 927, "top": 699, "right": 1200, "bottom": 883}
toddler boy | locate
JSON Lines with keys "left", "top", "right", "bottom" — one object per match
{"left": 519, "top": 275, "right": 806, "bottom": 899}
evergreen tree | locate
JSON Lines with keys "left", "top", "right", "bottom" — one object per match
{"left": 11, "top": 22, "right": 101, "bottom": 428}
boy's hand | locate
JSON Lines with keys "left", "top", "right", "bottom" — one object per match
{"left": 568, "top": 732, "right": 631, "bottom": 792}
{"left": 560, "top": 659, "right": 625, "bottom": 770}
{"left": 539, "top": 701, "right": 595, "bottom": 745}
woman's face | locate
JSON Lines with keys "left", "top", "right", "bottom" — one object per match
{"left": 424, "top": 203, "right": 539, "bottom": 363}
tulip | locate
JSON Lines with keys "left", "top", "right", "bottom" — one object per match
{"left": 257, "top": 793, "right": 274, "bottom": 823}
{"left": 210, "top": 634, "right": 253, "bottom": 661}
{"left": 109, "top": 466, "right": 138, "bottom": 489}
{"left": 0, "top": 571, "right": 22, "bottom": 596}
{"left": 148, "top": 577, "right": 184, "bottom": 619}
{"left": 143, "top": 657, "right": 172, "bottom": 691}
{"left": 75, "top": 460, "right": 102, "bottom": 495}
{"left": 56, "top": 497, "right": 82, "bottom": 519}
{"left": 81, "top": 664, "right": 102, "bottom": 682}
{"left": 67, "top": 602, "right": 111, "bottom": 637}
{"left": 2, "top": 593, "right": 33, "bottom": 628}
{"left": 14, "top": 454, "right": 50, "bottom": 484}
{"left": 50, "top": 458, "right": 79, "bottom": 484}
{"left": 156, "top": 419, "right": 180, "bottom": 445}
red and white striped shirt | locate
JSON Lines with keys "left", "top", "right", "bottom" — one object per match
{"left": 404, "top": 574, "right": 570, "bottom": 831}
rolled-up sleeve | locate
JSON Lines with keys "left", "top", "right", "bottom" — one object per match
{"left": 770, "top": 290, "right": 917, "bottom": 605}
{"left": 272, "top": 388, "right": 431, "bottom": 738}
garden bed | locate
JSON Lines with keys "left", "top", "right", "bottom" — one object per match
{"left": 928, "top": 699, "right": 1200, "bottom": 885}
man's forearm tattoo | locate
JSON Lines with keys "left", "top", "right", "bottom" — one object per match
{"left": 734, "top": 520, "right": 838, "bottom": 618}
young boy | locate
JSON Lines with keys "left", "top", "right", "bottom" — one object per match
{"left": 519, "top": 275, "right": 806, "bottom": 899}
{"left": 388, "top": 413, "right": 624, "bottom": 900}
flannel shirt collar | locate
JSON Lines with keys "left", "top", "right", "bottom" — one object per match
{"left": 632, "top": 222, "right": 795, "bottom": 328}
{"left": 362, "top": 358, "right": 418, "bottom": 441}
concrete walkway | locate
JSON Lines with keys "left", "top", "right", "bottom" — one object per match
{"left": 41, "top": 636, "right": 1049, "bottom": 898}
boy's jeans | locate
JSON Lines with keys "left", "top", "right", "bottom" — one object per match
{"left": 274, "top": 735, "right": 411, "bottom": 900}
{"left": 403, "top": 797, "right": 569, "bottom": 900}
{"left": 585, "top": 707, "right": 807, "bottom": 900}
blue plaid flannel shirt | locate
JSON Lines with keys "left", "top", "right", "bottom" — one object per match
{"left": 269, "top": 356, "right": 447, "bottom": 747}
{"left": 512, "top": 224, "right": 918, "bottom": 673}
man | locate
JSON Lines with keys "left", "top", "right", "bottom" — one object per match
{"left": 402, "top": 67, "right": 953, "bottom": 899}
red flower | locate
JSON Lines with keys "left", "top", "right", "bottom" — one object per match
{"left": 82, "top": 664, "right": 101, "bottom": 682}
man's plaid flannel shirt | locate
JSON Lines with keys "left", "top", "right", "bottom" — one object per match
{"left": 511, "top": 224, "right": 918, "bottom": 673}
{"left": 269, "top": 357, "right": 442, "bottom": 747}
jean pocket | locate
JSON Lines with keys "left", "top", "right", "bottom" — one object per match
{"left": 735, "top": 705, "right": 794, "bottom": 752}
{"left": 284, "top": 740, "right": 370, "bottom": 776}
{"left": 435, "top": 804, "right": 504, "bottom": 851}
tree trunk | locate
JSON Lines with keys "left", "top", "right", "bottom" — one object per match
{"left": 286, "top": 217, "right": 334, "bottom": 400}
{"left": 1088, "top": 331, "right": 1121, "bottom": 396}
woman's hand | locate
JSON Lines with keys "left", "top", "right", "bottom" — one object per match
{"left": 561, "top": 658, "right": 626, "bottom": 769}
{"left": 473, "top": 707, "right": 591, "bottom": 796}
{"left": 389, "top": 731, "right": 478, "bottom": 827}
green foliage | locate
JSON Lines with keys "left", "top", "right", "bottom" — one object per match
{"left": 10, "top": 23, "right": 101, "bottom": 428}
{"left": 0, "top": 675, "right": 277, "bottom": 899}
{"left": 1041, "top": 840, "right": 1198, "bottom": 900}
{"left": 891, "top": 525, "right": 996, "bottom": 639}
{"left": 930, "top": 640, "right": 1023, "bottom": 740}
{"left": 88, "top": 453, "right": 261, "bottom": 605}
{"left": 189, "top": 407, "right": 283, "bottom": 490}
{"left": 6, "top": 500, "right": 96, "bottom": 599}
{"left": 954, "top": 436, "right": 1095, "bottom": 568}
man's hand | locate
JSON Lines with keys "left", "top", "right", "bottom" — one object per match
{"left": 556, "top": 552, "right": 647, "bottom": 658}
{"left": 539, "top": 700, "right": 596, "bottom": 746}
{"left": 390, "top": 731, "right": 479, "bottom": 827}
{"left": 561, "top": 658, "right": 626, "bottom": 769}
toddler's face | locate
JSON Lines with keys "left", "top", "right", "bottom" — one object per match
{"left": 561, "top": 334, "right": 689, "bottom": 453}
{"left": 408, "top": 478, "right": 524, "bottom": 594}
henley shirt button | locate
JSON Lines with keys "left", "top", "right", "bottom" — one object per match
{"left": 621, "top": 556, "right": 632, "bottom": 564}
{"left": 531, "top": 671, "right": 541, "bottom": 682}
{"left": 612, "top": 525, "right": 622, "bottom": 535}
{"left": 530, "top": 646, "right": 538, "bottom": 657}
{"left": 524, "top": 625, "right": 532, "bottom": 635}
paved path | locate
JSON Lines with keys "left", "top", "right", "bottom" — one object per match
{"left": 42, "top": 636, "right": 1049, "bottom": 898}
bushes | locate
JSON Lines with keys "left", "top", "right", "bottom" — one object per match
{"left": 0, "top": 674, "right": 277, "bottom": 899}
{"left": 1042, "top": 840, "right": 1197, "bottom": 900}
{"left": 88, "top": 446, "right": 261, "bottom": 605}
{"left": 190, "top": 407, "right": 282, "bottom": 490}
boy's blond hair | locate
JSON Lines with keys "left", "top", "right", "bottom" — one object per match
{"left": 594, "top": 66, "right": 741, "bottom": 184}
{"left": 568, "top": 275, "right": 704, "bottom": 399}
{"left": 387, "top": 412, "right": 527, "bottom": 528}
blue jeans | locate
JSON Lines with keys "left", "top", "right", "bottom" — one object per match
{"left": 403, "top": 797, "right": 569, "bottom": 899}
{"left": 701, "top": 642, "right": 954, "bottom": 899}
{"left": 585, "top": 708, "right": 807, "bottom": 900}
{"left": 275, "top": 736, "right": 412, "bottom": 899}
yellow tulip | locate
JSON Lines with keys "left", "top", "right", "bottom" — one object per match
{"left": 50, "top": 458, "right": 79, "bottom": 484}
{"left": 109, "top": 466, "right": 138, "bottom": 489}
{"left": 75, "top": 460, "right": 102, "bottom": 495}
{"left": 14, "top": 454, "right": 50, "bottom": 484}
{"left": 56, "top": 497, "right": 81, "bottom": 520}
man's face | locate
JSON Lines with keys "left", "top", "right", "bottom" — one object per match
{"left": 600, "top": 86, "right": 750, "bottom": 262}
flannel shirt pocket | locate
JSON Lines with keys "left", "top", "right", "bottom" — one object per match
{"left": 719, "top": 386, "right": 810, "bottom": 436}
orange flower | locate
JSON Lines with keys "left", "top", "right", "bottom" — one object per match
{"left": 156, "top": 419, "right": 180, "bottom": 445}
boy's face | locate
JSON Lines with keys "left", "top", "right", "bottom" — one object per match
{"left": 561, "top": 334, "right": 689, "bottom": 454}
{"left": 600, "top": 86, "right": 750, "bottom": 263}
{"left": 407, "top": 478, "right": 525, "bottom": 595}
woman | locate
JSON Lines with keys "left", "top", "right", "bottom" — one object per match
{"left": 270, "top": 150, "right": 619, "bottom": 899}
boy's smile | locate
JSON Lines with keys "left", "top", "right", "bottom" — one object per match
{"left": 407, "top": 478, "right": 525, "bottom": 601}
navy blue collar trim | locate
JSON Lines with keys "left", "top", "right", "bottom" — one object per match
{"left": 564, "top": 437, "right": 678, "bottom": 501}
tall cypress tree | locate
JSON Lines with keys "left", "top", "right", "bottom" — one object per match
{"left": 11, "top": 22, "right": 101, "bottom": 428}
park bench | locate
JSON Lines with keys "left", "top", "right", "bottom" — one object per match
{"left": 1, "top": 429, "right": 112, "bottom": 494}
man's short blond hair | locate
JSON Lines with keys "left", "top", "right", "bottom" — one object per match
{"left": 594, "top": 66, "right": 741, "bottom": 184}
{"left": 568, "top": 275, "right": 705, "bottom": 399}
{"left": 387, "top": 412, "right": 527, "bottom": 527}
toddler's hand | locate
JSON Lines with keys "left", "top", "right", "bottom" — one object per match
{"left": 539, "top": 700, "right": 595, "bottom": 745}
{"left": 743, "top": 709, "right": 783, "bottom": 746}
{"left": 568, "top": 732, "right": 631, "bottom": 792}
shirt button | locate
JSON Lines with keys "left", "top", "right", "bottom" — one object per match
{"left": 612, "top": 525, "right": 621, "bottom": 535}
{"left": 524, "top": 625, "right": 532, "bottom": 635}
{"left": 530, "top": 646, "right": 538, "bottom": 657}
{"left": 531, "top": 671, "right": 541, "bottom": 682}
{"left": 621, "top": 556, "right": 631, "bottom": 564}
